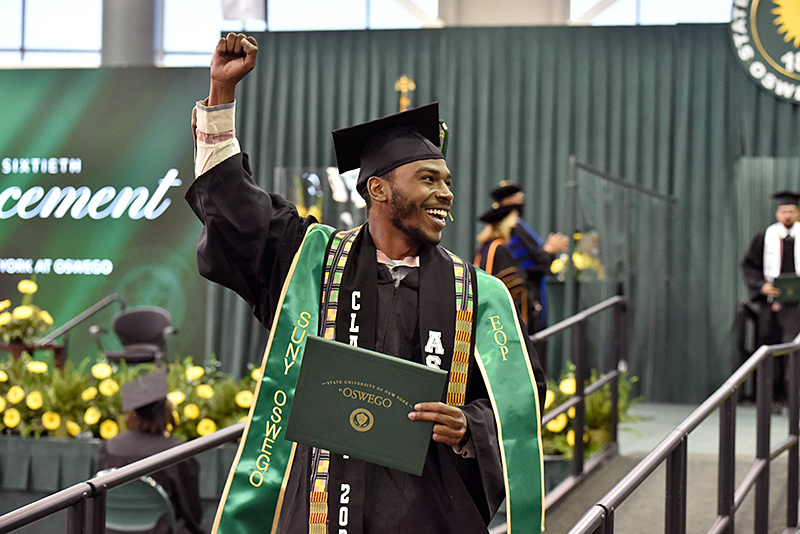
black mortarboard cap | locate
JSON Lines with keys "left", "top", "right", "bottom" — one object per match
{"left": 490, "top": 181, "right": 523, "bottom": 203}
{"left": 332, "top": 102, "right": 444, "bottom": 199}
{"left": 478, "top": 202, "right": 518, "bottom": 224}
{"left": 773, "top": 190, "right": 800, "bottom": 206}
{"left": 122, "top": 369, "right": 168, "bottom": 412}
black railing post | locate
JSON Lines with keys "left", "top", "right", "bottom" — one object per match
{"left": 717, "top": 395, "right": 736, "bottom": 534}
{"left": 754, "top": 352, "right": 772, "bottom": 532}
{"left": 786, "top": 349, "right": 799, "bottom": 530}
{"left": 88, "top": 484, "right": 106, "bottom": 534}
{"left": 66, "top": 494, "right": 87, "bottom": 534}
{"left": 602, "top": 509, "right": 614, "bottom": 534}
{"left": 609, "top": 298, "right": 624, "bottom": 445}
{"left": 572, "top": 320, "right": 588, "bottom": 476}
{"left": 665, "top": 438, "right": 687, "bottom": 534}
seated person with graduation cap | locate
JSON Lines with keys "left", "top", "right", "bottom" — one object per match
{"left": 98, "top": 369, "right": 206, "bottom": 534}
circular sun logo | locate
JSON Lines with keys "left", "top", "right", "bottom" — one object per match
{"left": 730, "top": 0, "right": 800, "bottom": 103}
{"left": 772, "top": 0, "right": 800, "bottom": 48}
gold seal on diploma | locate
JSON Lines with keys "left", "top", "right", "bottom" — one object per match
{"left": 350, "top": 408, "right": 374, "bottom": 432}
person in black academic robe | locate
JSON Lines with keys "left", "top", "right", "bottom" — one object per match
{"left": 98, "top": 371, "right": 206, "bottom": 534}
{"left": 477, "top": 182, "right": 569, "bottom": 336}
{"left": 188, "top": 153, "right": 514, "bottom": 534}
{"left": 741, "top": 190, "right": 800, "bottom": 405}
{"left": 185, "top": 32, "right": 546, "bottom": 534}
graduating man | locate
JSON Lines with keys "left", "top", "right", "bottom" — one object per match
{"left": 186, "top": 33, "right": 545, "bottom": 534}
{"left": 742, "top": 190, "right": 800, "bottom": 405}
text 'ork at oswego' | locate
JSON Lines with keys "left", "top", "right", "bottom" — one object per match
{"left": 0, "top": 170, "right": 182, "bottom": 221}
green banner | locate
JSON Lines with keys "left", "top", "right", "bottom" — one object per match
{"left": 474, "top": 269, "right": 545, "bottom": 532}
{"left": 213, "top": 224, "right": 333, "bottom": 534}
{"left": 0, "top": 67, "right": 209, "bottom": 362}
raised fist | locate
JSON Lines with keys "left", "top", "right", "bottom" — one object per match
{"left": 208, "top": 33, "right": 258, "bottom": 105}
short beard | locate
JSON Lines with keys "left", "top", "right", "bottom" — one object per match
{"left": 389, "top": 183, "right": 439, "bottom": 247}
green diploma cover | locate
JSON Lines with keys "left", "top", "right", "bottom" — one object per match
{"left": 774, "top": 274, "right": 800, "bottom": 302}
{"left": 285, "top": 335, "right": 448, "bottom": 476}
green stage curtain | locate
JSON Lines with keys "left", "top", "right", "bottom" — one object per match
{"left": 202, "top": 24, "right": 800, "bottom": 402}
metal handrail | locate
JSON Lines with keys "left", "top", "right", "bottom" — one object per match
{"left": 539, "top": 294, "right": 628, "bottom": 510}
{"left": 38, "top": 293, "right": 126, "bottom": 348}
{"left": 2, "top": 294, "right": 629, "bottom": 534}
{"left": 0, "top": 422, "right": 244, "bottom": 534}
{"left": 565, "top": 334, "right": 800, "bottom": 534}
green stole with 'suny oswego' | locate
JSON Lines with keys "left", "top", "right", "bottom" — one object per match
{"left": 211, "top": 224, "right": 545, "bottom": 534}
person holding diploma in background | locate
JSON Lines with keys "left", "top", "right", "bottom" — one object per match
{"left": 186, "top": 33, "right": 546, "bottom": 534}
{"left": 742, "top": 190, "right": 800, "bottom": 409}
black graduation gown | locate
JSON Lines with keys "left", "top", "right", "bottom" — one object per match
{"left": 742, "top": 230, "right": 770, "bottom": 305}
{"left": 186, "top": 153, "right": 545, "bottom": 533}
{"left": 98, "top": 432, "right": 206, "bottom": 534}
{"left": 474, "top": 238, "right": 536, "bottom": 333}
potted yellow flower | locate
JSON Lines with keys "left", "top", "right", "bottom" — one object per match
{"left": 0, "top": 279, "right": 54, "bottom": 346}
{"left": 541, "top": 366, "right": 639, "bottom": 491}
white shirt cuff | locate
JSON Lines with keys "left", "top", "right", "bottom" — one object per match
{"left": 193, "top": 100, "right": 241, "bottom": 178}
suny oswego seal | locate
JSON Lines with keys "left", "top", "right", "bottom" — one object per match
{"left": 730, "top": 0, "right": 800, "bottom": 103}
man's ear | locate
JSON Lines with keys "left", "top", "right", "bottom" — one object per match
{"left": 367, "top": 176, "right": 388, "bottom": 204}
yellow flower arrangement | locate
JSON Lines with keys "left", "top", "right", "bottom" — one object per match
{"left": 99, "top": 420, "right": 119, "bottom": 440}
{"left": 42, "top": 411, "right": 61, "bottom": 431}
{"left": 183, "top": 403, "right": 200, "bottom": 420}
{"left": 26, "top": 361, "right": 48, "bottom": 374}
{"left": 4, "top": 408, "right": 21, "bottom": 428}
{"left": 542, "top": 365, "right": 639, "bottom": 460}
{"left": 98, "top": 378, "right": 119, "bottom": 397}
{"left": 84, "top": 406, "right": 102, "bottom": 425}
{"left": 26, "top": 391, "right": 43, "bottom": 410}
{"left": 0, "top": 278, "right": 55, "bottom": 345}
{"left": 196, "top": 418, "right": 217, "bottom": 436}
{"left": 196, "top": 384, "right": 215, "bottom": 399}
{"left": 91, "top": 363, "right": 112, "bottom": 379}
{"left": 185, "top": 366, "right": 205, "bottom": 381}
{"left": 7, "top": 385, "right": 24, "bottom": 404}
{"left": 66, "top": 420, "right": 82, "bottom": 437}
{"left": 18, "top": 280, "right": 38, "bottom": 294}
{"left": 235, "top": 390, "right": 254, "bottom": 408}
{"left": 167, "top": 391, "right": 186, "bottom": 406}
{"left": 546, "top": 413, "right": 569, "bottom": 433}
{"left": 0, "top": 353, "right": 255, "bottom": 441}
{"left": 559, "top": 377, "right": 576, "bottom": 395}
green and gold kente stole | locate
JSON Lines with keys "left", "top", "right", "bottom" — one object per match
{"left": 211, "top": 223, "right": 335, "bottom": 534}
{"left": 307, "top": 231, "right": 475, "bottom": 530}
{"left": 309, "top": 227, "right": 359, "bottom": 533}
{"left": 474, "top": 268, "right": 545, "bottom": 532}
{"left": 211, "top": 224, "right": 543, "bottom": 533}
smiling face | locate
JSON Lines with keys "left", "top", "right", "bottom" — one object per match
{"left": 368, "top": 158, "right": 452, "bottom": 257}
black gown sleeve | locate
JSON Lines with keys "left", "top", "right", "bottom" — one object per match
{"left": 185, "top": 153, "right": 316, "bottom": 327}
{"left": 742, "top": 231, "right": 767, "bottom": 303}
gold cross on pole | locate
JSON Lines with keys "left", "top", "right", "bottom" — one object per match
{"left": 394, "top": 75, "right": 416, "bottom": 112}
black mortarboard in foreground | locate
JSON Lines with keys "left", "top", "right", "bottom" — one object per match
{"left": 773, "top": 191, "right": 800, "bottom": 207}
{"left": 478, "top": 202, "right": 518, "bottom": 224}
{"left": 490, "top": 181, "right": 523, "bottom": 203}
{"left": 122, "top": 369, "right": 167, "bottom": 413}
{"left": 332, "top": 102, "right": 444, "bottom": 199}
